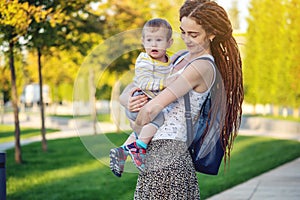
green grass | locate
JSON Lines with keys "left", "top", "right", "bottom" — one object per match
{"left": 0, "top": 125, "right": 59, "bottom": 143}
{"left": 5, "top": 133, "right": 300, "bottom": 200}
{"left": 48, "top": 113, "right": 112, "bottom": 122}
{"left": 47, "top": 114, "right": 75, "bottom": 118}
{"left": 243, "top": 114, "right": 300, "bottom": 123}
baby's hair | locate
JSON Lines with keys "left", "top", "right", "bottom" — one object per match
{"left": 142, "top": 18, "right": 173, "bottom": 40}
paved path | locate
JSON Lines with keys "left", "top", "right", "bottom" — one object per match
{"left": 0, "top": 113, "right": 120, "bottom": 152}
{"left": 1, "top": 114, "right": 300, "bottom": 199}
{"left": 207, "top": 157, "right": 300, "bottom": 200}
{"left": 205, "top": 129, "right": 300, "bottom": 200}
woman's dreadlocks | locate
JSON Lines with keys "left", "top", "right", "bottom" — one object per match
{"left": 180, "top": 0, "right": 244, "bottom": 164}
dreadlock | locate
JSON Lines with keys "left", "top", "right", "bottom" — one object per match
{"left": 180, "top": 0, "right": 244, "bottom": 164}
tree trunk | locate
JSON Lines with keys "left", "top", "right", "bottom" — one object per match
{"left": 89, "top": 68, "right": 97, "bottom": 135}
{"left": 252, "top": 104, "right": 256, "bottom": 115}
{"left": 273, "top": 105, "right": 280, "bottom": 117}
{"left": 113, "top": 80, "right": 121, "bottom": 133}
{"left": 293, "top": 107, "right": 299, "bottom": 118}
{"left": 0, "top": 93, "right": 4, "bottom": 124}
{"left": 37, "top": 47, "right": 47, "bottom": 152}
{"left": 9, "top": 41, "right": 22, "bottom": 164}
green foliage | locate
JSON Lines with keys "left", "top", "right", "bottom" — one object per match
{"left": 1, "top": 0, "right": 186, "bottom": 103}
{"left": 5, "top": 134, "right": 300, "bottom": 199}
{"left": 287, "top": 0, "right": 300, "bottom": 107}
{"left": 96, "top": 84, "right": 112, "bottom": 100}
{"left": 0, "top": 0, "right": 51, "bottom": 106}
{"left": 0, "top": 50, "right": 26, "bottom": 102}
{"left": 244, "top": 0, "right": 300, "bottom": 109}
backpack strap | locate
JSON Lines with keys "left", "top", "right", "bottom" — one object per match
{"left": 172, "top": 51, "right": 188, "bottom": 66}
{"left": 185, "top": 91, "right": 210, "bottom": 148}
{"left": 184, "top": 91, "right": 193, "bottom": 146}
{"left": 183, "top": 56, "right": 216, "bottom": 147}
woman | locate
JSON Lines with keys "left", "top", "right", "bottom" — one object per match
{"left": 120, "top": 0, "right": 243, "bottom": 199}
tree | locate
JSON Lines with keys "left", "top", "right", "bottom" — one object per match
{"left": 241, "top": 0, "right": 261, "bottom": 108}
{"left": 287, "top": 0, "right": 300, "bottom": 117}
{"left": 0, "top": 0, "right": 51, "bottom": 163}
{"left": 244, "top": 0, "right": 300, "bottom": 116}
{"left": 0, "top": 50, "right": 23, "bottom": 104}
{"left": 24, "top": 0, "right": 102, "bottom": 150}
{"left": 24, "top": 0, "right": 64, "bottom": 152}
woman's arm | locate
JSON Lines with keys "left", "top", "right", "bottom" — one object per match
{"left": 120, "top": 51, "right": 189, "bottom": 111}
{"left": 135, "top": 59, "right": 214, "bottom": 126}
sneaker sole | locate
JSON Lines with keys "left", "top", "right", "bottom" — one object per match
{"left": 128, "top": 151, "right": 145, "bottom": 172}
{"left": 109, "top": 149, "right": 123, "bottom": 177}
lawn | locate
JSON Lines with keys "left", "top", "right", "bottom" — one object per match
{"left": 5, "top": 133, "right": 300, "bottom": 200}
{"left": 0, "top": 125, "right": 59, "bottom": 143}
{"left": 48, "top": 113, "right": 112, "bottom": 122}
{"left": 243, "top": 114, "right": 300, "bottom": 123}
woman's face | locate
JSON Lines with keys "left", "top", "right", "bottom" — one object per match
{"left": 180, "top": 17, "right": 211, "bottom": 56}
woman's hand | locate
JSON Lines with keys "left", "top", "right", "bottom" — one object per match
{"left": 135, "top": 99, "right": 165, "bottom": 126}
{"left": 127, "top": 88, "right": 149, "bottom": 112}
{"left": 119, "top": 83, "right": 148, "bottom": 110}
{"left": 135, "top": 104, "right": 152, "bottom": 126}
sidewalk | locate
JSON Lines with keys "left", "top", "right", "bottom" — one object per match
{"left": 1, "top": 114, "right": 300, "bottom": 199}
{"left": 0, "top": 113, "right": 120, "bottom": 152}
{"left": 207, "top": 157, "right": 300, "bottom": 200}
{"left": 206, "top": 128, "right": 300, "bottom": 200}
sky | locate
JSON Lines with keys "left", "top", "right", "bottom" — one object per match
{"left": 217, "top": 0, "right": 250, "bottom": 32}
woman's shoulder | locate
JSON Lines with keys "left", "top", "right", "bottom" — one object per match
{"left": 174, "top": 49, "right": 188, "bottom": 56}
{"left": 192, "top": 54, "right": 214, "bottom": 62}
{"left": 170, "top": 50, "right": 189, "bottom": 63}
{"left": 190, "top": 54, "right": 215, "bottom": 69}
{"left": 187, "top": 57, "right": 215, "bottom": 75}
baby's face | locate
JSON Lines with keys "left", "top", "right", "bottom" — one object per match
{"left": 142, "top": 27, "right": 172, "bottom": 62}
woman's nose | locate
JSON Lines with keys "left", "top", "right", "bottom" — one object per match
{"left": 183, "top": 35, "right": 191, "bottom": 44}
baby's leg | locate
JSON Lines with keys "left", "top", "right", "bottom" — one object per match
{"left": 123, "top": 132, "right": 137, "bottom": 145}
{"left": 124, "top": 124, "right": 157, "bottom": 172}
{"left": 137, "top": 123, "right": 158, "bottom": 145}
{"left": 135, "top": 111, "right": 163, "bottom": 148}
{"left": 124, "top": 112, "right": 162, "bottom": 172}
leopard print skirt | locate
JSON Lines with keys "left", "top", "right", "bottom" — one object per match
{"left": 134, "top": 139, "right": 200, "bottom": 200}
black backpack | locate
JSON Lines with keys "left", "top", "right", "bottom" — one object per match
{"left": 182, "top": 56, "right": 224, "bottom": 175}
